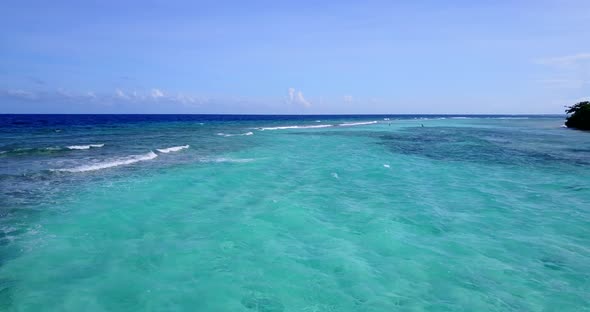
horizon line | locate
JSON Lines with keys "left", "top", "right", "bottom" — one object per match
{"left": 0, "top": 113, "right": 566, "bottom": 116}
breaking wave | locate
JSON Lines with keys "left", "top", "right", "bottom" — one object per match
{"left": 67, "top": 144, "right": 105, "bottom": 150}
{"left": 52, "top": 151, "right": 158, "bottom": 173}
{"left": 258, "top": 124, "right": 333, "bottom": 131}
{"left": 156, "top": 145, "right": 190, "bottom": 153}
{"left": 339, "top": 121, "right": 378, "bottom": 126}
{"left": 217, "top": 132, "right": 254, "bottom": 137}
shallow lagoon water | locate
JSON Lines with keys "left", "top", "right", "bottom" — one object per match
{"left": 0, "top": 115, "right": 589, "bottom": 311}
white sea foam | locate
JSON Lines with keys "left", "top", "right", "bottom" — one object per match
{"left": 156, "top": 145, "right": 190, "bottom": 153}
{"left": 415, "top": 117, "right": 446, "bottom": 120}
{"left": 383, "top": 164, "right": 390, "bottom": 168}
{"left": 67, "top": 144, "right": 105, "bottom": 150}
{"left": 339, "top": 121, "right": 378, "bottom": 126}
{"left": 217, "top": 132, "right": 254, "bottom": 137}
{"left": 331, "top": 172, "right": 339, "bottom": 179}
{"left": 259, "top": 124, "right": 333, "bottom": 131}
{"left": 52, "top": 151, "right": 158, "bottom": 173}
{"left": 384, "top": 118, "right": 390, "bottom": 121}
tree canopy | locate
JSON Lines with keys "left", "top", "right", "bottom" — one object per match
{"left": 565, "top": 101, "right": 590, "bottom": 130}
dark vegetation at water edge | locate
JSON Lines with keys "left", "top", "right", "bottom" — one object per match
{"left": 565, "top": 101, "right": 590, "bottom": 130}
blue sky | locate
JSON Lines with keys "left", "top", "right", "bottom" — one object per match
{"left": 1, "top": 0, "right": 589, "bottom": 114}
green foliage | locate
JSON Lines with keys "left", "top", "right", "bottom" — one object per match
{"left": 565, "top": 101, "right": 590, "bottom": 130}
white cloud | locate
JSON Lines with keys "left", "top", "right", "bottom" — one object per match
{"left": 287, "top": 87, "right": 311, "bottom": 108}
{"left": 151, "top": 88, "right": 164, "bottom": 99}
{"left": 115, "top": 89, "right": 128, "bottom": 99}
{"left": 111, "top": 89, "right": 210, "bottom": 105}
{"left": 296, "top": 91, "right": 311, "bottom": 107}
{"left": 343, "top": 95, "right": 353, "bottom": 103}
{"left": 0, "top": 88, "right": 285, "bottom": 113}
{"left": 175, "top": 93, "right": 206, "bottom": 105}
{"left": 535, "top": 53, "right": 590, "bottom": 67}
{"left": 2, "top": 89, "right": 38, "bottom": 100}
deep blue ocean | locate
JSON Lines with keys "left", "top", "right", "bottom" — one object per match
{"left": 1, "top": 114, "right": 589, "bottom": 311}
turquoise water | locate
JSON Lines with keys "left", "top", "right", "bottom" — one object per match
{"left": 1, "top": 115, "right": 589, "bottom": 311}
